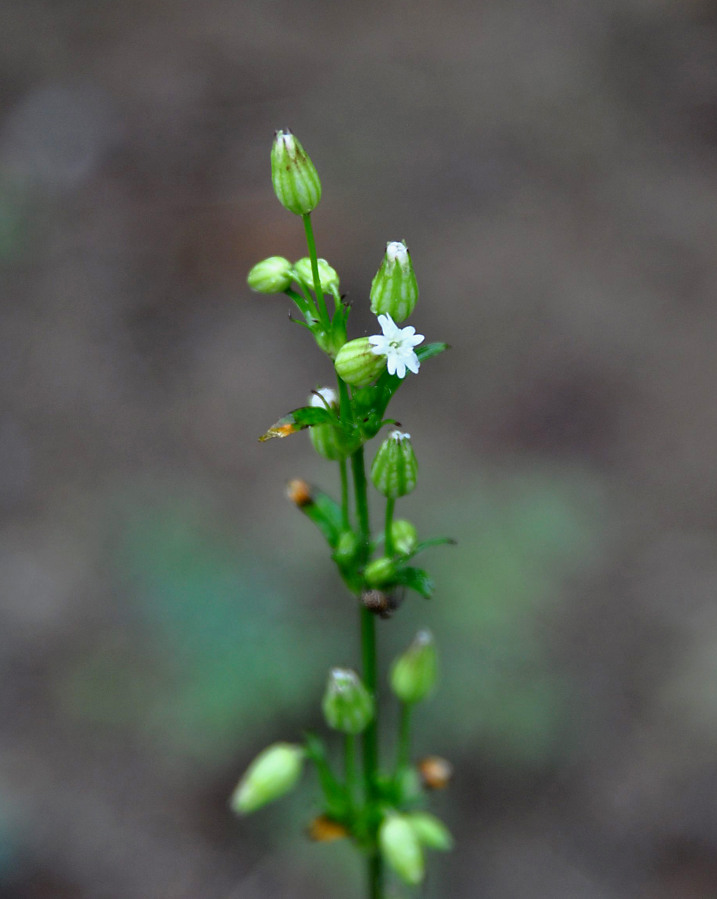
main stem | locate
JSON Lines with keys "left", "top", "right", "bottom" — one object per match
{"left": 351, "top": 446, "right": 384, "bottom": 899}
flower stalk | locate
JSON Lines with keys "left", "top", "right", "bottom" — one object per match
{"left": 234, "top": 130, "right": 453, "bottom": 899}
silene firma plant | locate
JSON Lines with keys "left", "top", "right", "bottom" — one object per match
{"left": 233, "top": 130, "right": 454, "bottom": 898}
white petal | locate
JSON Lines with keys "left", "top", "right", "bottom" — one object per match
{"left": 405, "top": 353, "right": 420, "bottom": 374}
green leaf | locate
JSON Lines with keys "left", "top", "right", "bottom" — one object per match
{"left": 393, "top": 566, "right": 434, "bottom": 598}
{"left": 416, "top": 341, "right": 450, "bottom": 363}
{"left": 292, "top": 485, "right": 344, "bottom": 548}
{"left": 402, "top": 537, "right": 456, "bottom": 561}
{"left": 304, "top": 732, "right": 350, "bottom": 819}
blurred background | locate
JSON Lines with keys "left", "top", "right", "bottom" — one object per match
{"left": 3, "top": 0, "right": 717, "bottom": 896}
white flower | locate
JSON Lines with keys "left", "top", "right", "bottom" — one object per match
{"left": 368, "top": 314, "right": 424, "bottom": 379}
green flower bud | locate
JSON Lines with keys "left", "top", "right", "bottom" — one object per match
{"left": 391, "top": 519, "right": 418, "bottom": 555}
{"left": 294, "top": 257, "right": 339, "bottom": 295}
{"left": 247, "top": 256, "right": 293, "bottom": 294}
{"left": 379, "top": 813, "right": 425, "bottom": 886}
{"left": 308, "top": 387, "right": 340, "bottom": 460}
{"left": 334, "top": 337, "right": 387, "bottom": 388}
{"left": 333, "top": 529, "right": 360, "bottom": 567}
{"left": 406, "top": 812, "right": 454, "bottom": 851}
{"left": 390, "top": 630, "right": 437, "bottom": 704}
{"left": 230, "top": 742, "right": 305, "bottom": 814}
{"left": 370, "top": 430, "right": 418, "bottom": 498}
{"left": 370, "top": 240, "right": 418, "bottom": 323}
{"left": 270, "top": 130, "right": 322, "bottom": 215}
{"left": 322, "top": 668, "right": 374, "bottom": 735}
{"left": 308, "top": 388, "right": 359, "bottom": 459}
{"left": 364, "top": 556, "right": 397, "bottom": 588}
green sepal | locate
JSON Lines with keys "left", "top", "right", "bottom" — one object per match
{"left": 304, "top": 732, "right": 350, "bottom": 821}
{"left": 392, "top": 565, "right": 434, "bottom": 598}
{"left": 260, "top": 406, "right": 335, "bottom": 441}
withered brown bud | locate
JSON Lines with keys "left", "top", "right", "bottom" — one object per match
{"left": 307, "top": 815, "right": 349, "bottom": 842}
{"left": 286, "top": 478, "right": 313, "bottom": 508}
{"left": 417, "top": 756, "right": 453, "bottom": 791}
{"left": 361, "top": 589, "right": 392, "bottom": 618}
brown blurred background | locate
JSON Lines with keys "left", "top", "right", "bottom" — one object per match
{"left": 3, "top": 0, "right": 717, "bottom": 896}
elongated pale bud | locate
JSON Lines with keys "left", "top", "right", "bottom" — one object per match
{"left": 271, "top": 130, "right": 322, "bottom": 215}
{"left": 294, "top": 257, "right": 339, "bottom": 295}
{"left": 247, "top": 256, "right": 293, "bottom": 294}
{"left": 390, "top": 630, "right": 437, "bottom": 704}
{"left": 406, "top": 812, "right": 454, "bottom": 851}
{"left": 370, "top": 240, "right": 418, "bottom": 323}
{"left": 379, "top": 813, "right": 425, "bottom": 885}
{"left": 370, "top": 430, "right": 418, "bottom": 498}
{"left": 322, "top": 668, "right": 374, "bottom": 735}
{"left": 334, "top": 337, "right": 387, "bottom": 387}
{"left": 230, "top": 743, "right": 305, "bottom": 814}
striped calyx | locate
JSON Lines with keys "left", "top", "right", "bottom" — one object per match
{"left": 334, "top": 337, "right": 387, "bottom": 387}
{"left": 369, "top": 240, "right": 418, "bottom": 323}
{"left": 270, "top": 130, "right": 322, "bottom": 216}
{"left": 247, "top": 256, "right": 293, "bottom": 294}
{"left": 370, "top": 430, "right": 417, "bottom": 498}
{"left": 390, "top": 630, "right": 437, "bottom": 704}
{"left": 322, "top": 668, "right": 374, "bottom": 735}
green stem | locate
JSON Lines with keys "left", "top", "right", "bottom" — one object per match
{"left": 339, "top": 458, "right": 350, "bottom": 530}
{"left": 396, "top": 702, "right": 412, "bottom": 772}
{"left": 368, "top": 853, "right": 384, "bottom": 899}
{"left": 351, "top": 445, "right": 384, "bottom": 899}
{"left": 302, "top": 213, "right": 330, "bottom": 328}
{"left": 345, "top": 733, "right": 357, "bottom": 812}
{"left": 384, "top": 497, "right": 395, "bottom": 557}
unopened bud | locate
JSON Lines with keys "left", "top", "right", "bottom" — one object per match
{"left": 308, "top": 388, "right": 341, "bottom": 460}
{"left": 390, "top": 630, "right": 437, "bottom": 704}
{"left": 335, "top": 337, "right": 387, "bottom": 388}
{"left": 370, "top": 430, "right": 418, "bottom": 498}
{"left": 247, "top": 256, "right": 293, "bottom": 294}
{"left": 271, "top": 130, "right": 322, "bottom": 215}
{"left": 370, "top": 240, "right": 418, "bottom": 323}
{"left": 379, "top": 813, "right": 425, "bottom": 886}
{"left": 391, "top": 519, "right": 418, "bottom": 555}
{"left": 364, "top": 556, "right": 397, "bottom": 588}
{"left": 294, "top": 257, "right": 339, "bottom": 295}
{"left": 322, "top": 668, "right": 374, "bottom": 735}
{"left": 333, "top": 530, "right": 360, "bottom": 567}
{"left": 230, "top": 743, "right": 304, "bottom": 814}
{"left": 406, "top": 812, "right": 453, "bottom": 851}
